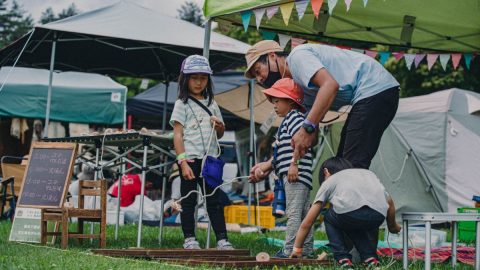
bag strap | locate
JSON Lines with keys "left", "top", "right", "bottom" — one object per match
{"left": 188, "top": 96, "right": 212, "bottom": 116}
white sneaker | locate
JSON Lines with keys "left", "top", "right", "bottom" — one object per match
{"left": 216, "top": 239, "right": 234, "bottom": 250}
{"left": 183, "top": 237, "right": 201, "bottom": 249}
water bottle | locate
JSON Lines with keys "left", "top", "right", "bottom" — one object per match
{"left": 272, "top": 179, "right": 286, "bottom": 218}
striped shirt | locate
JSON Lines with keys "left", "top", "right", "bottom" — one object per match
{"left": 273, "top": 110, "right": 313, "bottom": 189}
{"left": 169, "top": 98, "right": 224, "bottom": 159}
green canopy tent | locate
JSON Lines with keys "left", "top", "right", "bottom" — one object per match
{"left": 203, "top": 0, "right": 480, "bottom": 52}
{"left": 0, "top": 66, "right": 127, "bottom": 125}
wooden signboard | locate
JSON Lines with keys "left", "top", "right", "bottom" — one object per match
{"left": 17, "top": 142, "right": 77, "bottom": 208}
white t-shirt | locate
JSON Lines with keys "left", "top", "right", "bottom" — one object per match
{"left": 314, "top": 169, "right": 389, "bottom": 216}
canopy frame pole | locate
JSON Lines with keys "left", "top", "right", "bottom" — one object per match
{"left": 247, "top": 79, "right": 255, "bottom": 225}
{"left": 203, "top": 18, "right": 213, "bottom": 248}
{"left": 162, "top": 79, "right": 169, "bottom": 132}
{"left": 43, "top": 31, "right": 57, "bottom": 138}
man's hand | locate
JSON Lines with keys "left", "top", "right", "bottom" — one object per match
{"left": 181, "top": 162, "right": 195, "bottom": 180}
{"left": 388, "top": 222, "right": 402, "bottom": 234}
{"left": 287, "top": 164, "right": 299, "bottom": 182}
{"left": 249, "top": 161, "right": 272, "bottom": 182}
{"left": 292, "top": 128, "right": 315, "bottom": 160}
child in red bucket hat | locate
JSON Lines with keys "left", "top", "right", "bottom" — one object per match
{"left": 252, "top": 78, "right": 314, "bottom": 258}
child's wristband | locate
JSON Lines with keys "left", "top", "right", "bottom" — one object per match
{"left": 293, "top": 247, "right": 303, "bottom": 254}
{"left": 290, "top": 157, "right": 300, "bottom": 165}
{"left": 176, "top": 153, "right": 186, "bottom": 160}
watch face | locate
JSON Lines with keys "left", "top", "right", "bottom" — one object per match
{"left": 303, "top": 124, "right": 315, "bottom": 133}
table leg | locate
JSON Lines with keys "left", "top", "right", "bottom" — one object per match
{"left": 425, "top": 221, "right": 431, "bottom": 270}
{"left": 452, "top": 221, "right": 457, "bottom": 269}
{"left": 403, "top": 220, "right": 408, "bottom": 269}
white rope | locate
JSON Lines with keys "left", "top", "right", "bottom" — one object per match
{"left": 172, "top": 176, "right": 250, "bottom": 211}
{"left": 0, "top": 29, "right": 36, "bottom": 93}
{"left": 378, "top": 149, "right": 409, "bottom": 183}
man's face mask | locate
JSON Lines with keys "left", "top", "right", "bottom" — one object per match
{"left": 260, "top": 57, "right": 282, "bottom": 88}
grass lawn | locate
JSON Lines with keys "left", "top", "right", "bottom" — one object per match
{"left": 0, "top": 221, "right": 474, "bottom": 269}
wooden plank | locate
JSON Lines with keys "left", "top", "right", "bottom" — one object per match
{"left": 92, "top": 248, "right": 250, "bottom": 258}
{"left": 158, "top": 258, "right": 332, "bottom": 267}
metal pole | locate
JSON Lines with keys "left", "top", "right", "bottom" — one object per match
{"left": 476, "top": 221, "right": 480, "bottom": 270}
{"left": 202, "top": 19, "right": 211, "bottom": 59}
{"left": 158, "top": 155, "right": 167, "bottom": 246}
{"left": 91, "top": 141, "right": 100, "bottom": 243}
{"left": 43, "top": 32, "right": 57, "bottom": 138}
{"left": 247, "top": 80, "right": 255, "bottom": 225}
{"left": 203, "top": 18, "right": 213, "bottom": 245}
{"left": 115, "top": 154, "right": 126, "bottom": 240}
{"left": 425, "top": 221, "right": 431, "bottom": 270}
{"left": 137, "top": 143, "right": 149, "bottom": 247}
{"left": 452, "top": 221, "right": 457, "bottom": 269}
{"left": 403, "top": 220, "right": 408, "bottom": 269}
{"left": 161, "top": 81, "right": 169, "bottom": 132}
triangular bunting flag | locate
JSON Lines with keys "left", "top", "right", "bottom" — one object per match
{"left": 278, "top": 34, "right": 291, "bottom": 49}
{"left": 262, "top": 30, "right": 277, "bottom": 40}
{"left": 404, "top": 54, "right": 415, "bottom": 70}
{"left": 392, "top": 52, "right": 404, "bottom": 61}
{"left": 266, "top": 5, "right": 279, "bottom": 19}
{"left": 414, "top": 54, "right": 426, "bottom": 68}
{"left": 295, "top": 0, "right": 309, "bottom": 20}
{"left": 253, "top": 8, "right": 266, "bottom": 30}
{"left": 240, "top": 11, "right": 252, "bottom": 32}
{"left": 351, "top": 48, "right": 364, "bottom": 54}
{"left": 328, "top": 0, "right": 338, "bottom": 14}
{"left": 379, "top": 52, "right": 391, "bottom": 65}
{"left": 363, "top": 0, "right": 368, "bottom": 7}
{"left": 426, "top": 54, "right": 439, "bottom": 70}
{"left": 439, "top": 54, "right": 450, "bottom": 71}
{"left": 451, "top": 54, "right": 462, "bottom": 70}
{"left": 280, "top": 2, "right": 295, "bottom": 25}
{"left": 311, "top": 0, "right": 323, "bottom": 18}
{"left": 345, "top": 0, "right": 352, "bottom": 11}
{"left": 291, "top": 37, "right": 306, "bottom": 48}
{"left": 464, "top": 53, "right": 473, "bottom": 70}
{"left": 365, "top": 50, "right": 378, "bottom": 59}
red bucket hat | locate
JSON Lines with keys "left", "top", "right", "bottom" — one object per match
{"left": 262, "top": 78, "right": 306, "bottom": 113}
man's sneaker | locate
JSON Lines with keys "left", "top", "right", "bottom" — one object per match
{"left": 272, "top": 249, "right": 289, "bottom": 258}
{"left": 338, "top": 258, "right": 354, "bottom": 269}
{"left": 216, "top": 239, "right": 234, "bottom": 250}
{"left": 183, "top": 237, "right": 201, "bottom": 249}
{"left": 364, "top": 257, "right": 380, "bottom": 269}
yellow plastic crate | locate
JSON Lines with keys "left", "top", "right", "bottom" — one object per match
{"left": 224, "top": 205, "right": 275, "bottom": 229}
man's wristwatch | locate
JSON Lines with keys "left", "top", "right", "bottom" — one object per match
{"left": 302, "top": 119, "right": 317, "bottom": 134}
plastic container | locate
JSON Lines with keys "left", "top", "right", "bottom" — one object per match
{"left": 457, "top": 207, "right": 479, "bottom": 242}
{"left": 224, "top": 205, "right": 275, "bottom": 229}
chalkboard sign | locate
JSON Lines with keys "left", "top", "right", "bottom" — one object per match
{"left": 17, "top": 142, "right": 77, "bottom": 208}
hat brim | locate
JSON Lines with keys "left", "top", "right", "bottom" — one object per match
{"left": 183, "top": 69, "right": 212, "bottom": 75}
{"left": 244, "top": 47, "right": 284, "bottom": 79}
{"left": 262, "top": 88, "right": 306, "bottom": 113}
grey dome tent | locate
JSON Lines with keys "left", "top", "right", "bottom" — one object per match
{"left": 370, "top": 88, "right": 480, "bottom": 215}
{"left": 314, "top": 89, "right": 480, "bottom": 217}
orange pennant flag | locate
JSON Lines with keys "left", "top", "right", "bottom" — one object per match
{"left": 311, "top": 0, "right": 323, "bottom": 18}
{"left": 451, "top": 54, "right": 462, "bottom": 70}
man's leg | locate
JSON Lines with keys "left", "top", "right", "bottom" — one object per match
{"left": 338, "top": 87, "right": 399, "bottom": 169}
{"left": 282, "top": 179, "right": 311, "bottom": 256}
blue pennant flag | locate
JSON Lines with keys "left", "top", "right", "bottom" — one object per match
{"left": 241, "top": 11, "right": 252, "bottom": 32}
{"left": 262, "top": 30, "right": 277, "bottom": 40}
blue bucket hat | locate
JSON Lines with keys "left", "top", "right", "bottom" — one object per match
{"left": 181, "top": 55, "right": 213, "bottom": 75}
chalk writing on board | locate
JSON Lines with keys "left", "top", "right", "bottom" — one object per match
{"left": 18, "top": 147, "right": 74, "bottom": 208}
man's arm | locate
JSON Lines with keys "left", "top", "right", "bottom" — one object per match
{"left": 292, "top": 69, "right": 339, "bottom": 160}
{"left": 386, "top": 195, "right": 401, "bottom": 233}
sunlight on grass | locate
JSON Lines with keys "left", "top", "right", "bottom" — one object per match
{"left": 0, "top": 221, "right": 474, "bottom": 269}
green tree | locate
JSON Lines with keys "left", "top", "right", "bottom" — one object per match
{"left": 39, "top": 3, "right": 80, "bottom": 24}
{"left": 177, "top": 1, "right": 204, "bottom": 26}
{"left": 0, "top": 0, "right": 33, "bottom": 49}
